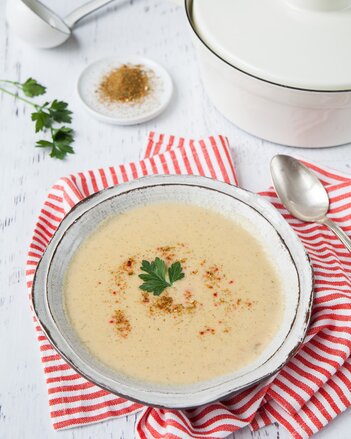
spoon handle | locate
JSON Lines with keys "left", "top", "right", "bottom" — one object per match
{"left": 64, "top": 0, "right": 116, "bottom": 28}
{"left": 322, "top": 217, "right": 351, "bottom": 253}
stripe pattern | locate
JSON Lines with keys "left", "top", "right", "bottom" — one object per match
{"left": 26, "top": 132, "right": 350, "bottom": 438}
{"left": 26, "top": 133, "right": 237, "bottom": 430}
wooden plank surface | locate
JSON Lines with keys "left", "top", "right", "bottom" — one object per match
{"left": 0, "top": 0, "right": 350, "bottom": 437}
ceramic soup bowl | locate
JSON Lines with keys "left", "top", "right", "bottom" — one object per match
{"left": 32, "top": 175, "right": 313, "bottom": 408}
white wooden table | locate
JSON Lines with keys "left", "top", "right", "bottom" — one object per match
{"left": 0, "top": 1, "right": 350, "bottom": 438}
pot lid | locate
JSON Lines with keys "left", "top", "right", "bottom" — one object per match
{"left": 191, "top": 0, "right": 351, "bottom": 91}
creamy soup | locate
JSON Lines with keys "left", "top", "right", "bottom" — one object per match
{"left": 64, "top": 203, "right": 283, "bottom": 385}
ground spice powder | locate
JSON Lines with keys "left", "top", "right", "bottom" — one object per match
{"left": 112, "top": 309, "right": 131, "bottom": 338}
{"left": 98, "top": 64, "right": 150, "bottom": 104}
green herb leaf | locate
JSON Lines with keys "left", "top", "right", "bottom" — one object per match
{"left": 52, "top": 126, "right": 74, "bottom": 143}
{"left": 22, "top": 78, "right": 46, "bottom": 97}
{"left": 138, "top": 257, "right": 185, "bottom": 296}
{"left": 168, "top": 261, "right": 185, "bottom": 284}
{"left": 36, "top": 140, "right": 54, "bottom": 148}
{"left": 139, "top": 280, "right": 169, "bottom": 296}
{"left": 49, "top": 100, "right": 72, "bottom": 123}
{"left": 50, "top": 127, "right": 75, "bottom": 159}
{"left": 153, "top": 257, "right": 168, "bottom": 281}
{"left": 31, "top": 109, "right": 52, "bottom": 132}
{"left": 36, "top": 127, "right": 75, "bottom": 160}
{"left": 0, "top": 76, "right": 75, "bottom": 160}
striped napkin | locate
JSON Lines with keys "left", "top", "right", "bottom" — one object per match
{"left": 26, "top": 132, "right": 351, "bottom": 438}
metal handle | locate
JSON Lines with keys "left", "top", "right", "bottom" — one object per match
{"left": 321, "top": 217, "right": 351, "bottom": 253}
{"left": 64, "top": 0, "right": 116, "bottom": 28}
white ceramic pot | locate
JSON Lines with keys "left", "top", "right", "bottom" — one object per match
{"left": 185, "top": 0, "right": 351, "bottom": 148}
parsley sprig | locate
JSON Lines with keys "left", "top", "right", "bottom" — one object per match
{"left": 139, "top": 257, "right": 185, "bottom": 296}
{"left": 0, "top": 78, "right": 74, "bottom": 159}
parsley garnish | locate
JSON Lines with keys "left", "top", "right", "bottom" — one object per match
{"left": 0, "top": 78, "right": 74, "bottom": 159}
{"left": 139, "top": 257, "right": 185, "bottom": 296}
{"left": 22, "top": 77, "right": 46, "bottom": 97}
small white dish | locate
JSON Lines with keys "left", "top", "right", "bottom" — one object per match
{"left": 77, "top": 56, "right": 173, "bottom": 125}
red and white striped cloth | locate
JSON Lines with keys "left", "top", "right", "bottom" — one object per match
{"left": 26, "top": 132, "right": 351, "bottom": 438}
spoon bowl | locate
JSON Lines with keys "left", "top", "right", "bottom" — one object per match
{"left": 6, "top": 0, "right": 71, "bottom": 49}
{"left": 270, "top": 155, "right": 329, "bottom": 222}
{"left": 6, "top": 0, "right": 116, "bottom": 49}
{"left": 271, "top": 154, "right": 351, "bottom": 252}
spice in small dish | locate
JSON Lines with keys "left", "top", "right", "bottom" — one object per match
{"left": 98, "top": 64, "right": 151, "bottom": 104}
{"left": 77, "top": 57, "right": 173, "bottom": 125}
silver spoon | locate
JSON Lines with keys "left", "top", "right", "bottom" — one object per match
{"left": 270, "top": 154, "right": 351, "bottom": 252}
{"left": 6, "top": 0, "right": 116, "bottom": 49}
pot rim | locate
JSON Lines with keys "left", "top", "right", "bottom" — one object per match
{"left": 185, "top": 0, "right": 351, "bottom": 94}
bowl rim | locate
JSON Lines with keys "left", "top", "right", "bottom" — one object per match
{"left": 32, "top": 174, "right": 314, "bottom": 408}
